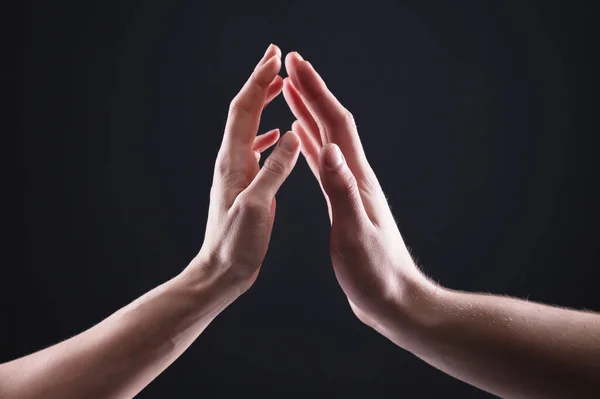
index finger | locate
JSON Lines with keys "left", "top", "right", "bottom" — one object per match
{"left": 285, "top": 53, "right": 372, "bottom": 182}
{"left": 222, "top": 46, "right": 282, "bottom": 148}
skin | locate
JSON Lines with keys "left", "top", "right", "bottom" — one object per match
{"left": 282, "top": 51, "right": 600, "bottom": 399}
{"left": 1, "top": 44, "right": 599, "bottom": 399}
{"left": 0, "top": 44, "right": 301, "bottom": 399}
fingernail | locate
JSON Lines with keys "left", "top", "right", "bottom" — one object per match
{"left": 265, "top": 43, "right": 275, "bottom": 56}
{"left": 294, "top": 51, "right": 304, "bottom": 61}
{"left": 279, "top": 132, "right": 298, "bottom": 152}
{"left": 325, "top": 145, "right": 344, "bottom": 169}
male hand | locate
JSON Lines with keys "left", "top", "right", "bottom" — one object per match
{"left": 185, "top": 44, "right": 300, "bottom": 298}
{"left": 283, "top": 52, "right": 437, "bottom": 331}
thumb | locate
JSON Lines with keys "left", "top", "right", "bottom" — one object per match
{"left": 318, "top": 144, "right": 369, "bottom": 227}
{"left": 245, "top": 131, "right": 301, "bottom": 200}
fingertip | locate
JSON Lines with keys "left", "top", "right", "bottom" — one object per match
{"left": 296, "top": 59, "right": 309, "bottom": 72}
{"left": 256, "top": 44, "right": 281, "bottom": 71}
{"left": 272, "top": 44, "right": 282, "bottom": 59}
{"left": 291, "top": 51, "right": 303, "bottom": 61}
{"left": 278, "top": 130, "right": 301, "bottom": 153}
{"left": 266, "top": 127, "right": 281, "bottom": 138}
{"left": 285, "top": 53, "right": 303, "bottom": 85}
{"left": 265, "top": 43, "right": 275, "bottom": 56}
{"left": 291, "top": 120, "right": 302, "bottom": 132}
{"left": 284, "top": 53, "right": 294, "bottom": 73}
{"left": 267, "top": 75, "right": 284, "bottom": 92}
{"left": 295, "top": 60, "right": 313, "bottom": 91}
{"left": 297, "top": 60, "right": 316, "bottom": 80}
{"left": 256, "top": 55, "right": 282, "bottom": 86}
{"left": 285, "top": 51, "right": 302, "bottom": 66}
{"left": 271, "top": 53, "right": 282, "bottom": 66}
{"left": 252, "top": 128, "right": 281, "bottom": 153}
{"left": 263, "top": 54, "right": 281, "bottom": 70}
{"left": 264, "top": 43, "right": 281, "bottom": 59}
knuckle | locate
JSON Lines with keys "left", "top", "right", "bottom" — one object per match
{"left": 215, "top": 155, "right": 230, "bottom": 176}
{"left": 237, "top": 193, "right": 260, "bottom": 209}
{"left": 236, "top": 193, "right": 268, "bottom": 216}
{"left": 251, "top": 71, "right": 271, "bottom": 89}
{"left": 339, "top": 168, "right": 359, "bottom": 194}
{"left": 263, "top": 156, "right": 287, "bottom": 175}
{"left": 228, "top": 97, "right": 249, "bottom": 114}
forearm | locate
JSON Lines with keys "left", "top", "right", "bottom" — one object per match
{"left": 0, "top": 256, "right": 240, "bottom": 399}
{"left": 378, "top": 283, "right": 600, "bottom": 399}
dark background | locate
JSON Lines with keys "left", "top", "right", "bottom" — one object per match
{"left": 5, "top": 0, "right": 599, "bottom": 397}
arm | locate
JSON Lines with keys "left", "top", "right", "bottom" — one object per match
{"left": 282, "top": 51, "right": 600, "bottom": 399}
{"left": 0, "top": 264, "right": 238, "bottom": 399}
{"left": 398, "top": 287, "right": 600, "bottom": 399}
{"left": 0, "top": 43, "right": 301, "bottom": 399}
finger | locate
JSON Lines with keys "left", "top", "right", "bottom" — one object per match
{"left": 284, "top": 51, "right": 328, "bottom": 145}
{"left": 286, "top": 53, "right": 372, "bottom": 182}
{"left": 245, "top": 131, "right": 301, "bottom": 200}
{"left": 318, "top": 143, "right": 370, "bottom": 228}
{"left": 253, "top": 128, "right": 280, "bottom": 163}
{"left": 292, "top": 120, "right": 320, "bottom": 179}
{"left": 292, "top": 120, "right": 332, "bottom": 221}
{"left": 255, "top": 43, "right": 282, "bottom": 71}
{"left": 284, "top": 51, "right": 303, "bottom": 98}
{"left": 282, "top": 76, "right": 322, "bottom": 146}
{"left": 223, "top": 51, "right": 282, "bottom": 148}
{"left": 263, "top": 76, "right": 284, "bottom": 109}
{"left": 253, "top": 128, "right": 280, "bottom": 153}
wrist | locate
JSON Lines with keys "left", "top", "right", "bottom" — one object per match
{"left": 365, "top": 274, "right": 448, "bottom": 346}
{"left": 174, "top": 253, "right": 254, "bottom": 312}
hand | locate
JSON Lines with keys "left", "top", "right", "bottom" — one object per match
{"left": 283, "top": 52, "right": 437, "bottom": 330}
{"left": 184, "top": 44, "right": 300, "bottom": 298}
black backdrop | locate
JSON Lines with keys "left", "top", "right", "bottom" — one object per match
{"left": 6, "top": 0, "right": 599, "bottom": 397}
